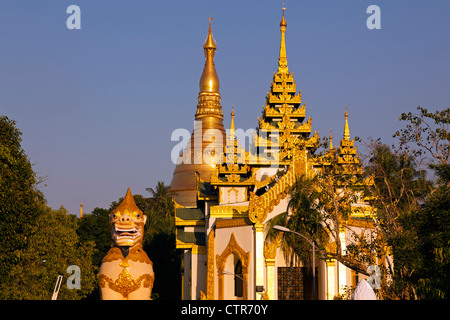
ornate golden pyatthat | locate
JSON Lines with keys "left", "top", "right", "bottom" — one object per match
{"left": 98, "top": 188, "right": 155, "bottom": 300}
{"left": 335, "top": 107, "right": 363, "bottom": 175}
{"left": 253, "top": 10, "right": 319, "bottom": 166}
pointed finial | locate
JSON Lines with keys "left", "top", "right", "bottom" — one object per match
{"left": 329, "top": 129, "right": 333, "bottom": 150}
{"left": 199, "top": 15, "right": 220, "bottom": 93}
{"left": 208, "top": 14, "right": 213, "bottom": 35}
{"left": 230, "top": 104, "right": 235, "bottom": 131}
{"left": 204, "top": 14, "right": 216, "bottom": 49}
{"left": 278, "top": 4, "right": 288, "bottom": 73}
{"left": 280, "top": 2, "right": 287, "bottom": 26}
{"left": 344, "top": 105, "right": 350, "bottom": 141}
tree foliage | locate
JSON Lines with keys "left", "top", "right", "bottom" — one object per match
{"left": 5, "top": 206, "right": 96, "bottom": 299}
{"left": 0, "top": 116, "right": 46, "bottom": 297}
{"left": 1, "top": 115, "right": 97, "bottom": 299}
{"left": 395, "top": 106, "right": 450, "bottom": 166}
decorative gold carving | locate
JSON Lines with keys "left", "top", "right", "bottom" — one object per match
{"left": 205, "top": 230, "right": 215, "bottom": 300}
{"left": 175, "top": 216, "right": 206, "bottom": 226}
{"left": 98, "top": 268, "right": 154, "bottom": 299}
{"left": 210, "top": 205, "right": 249, "bottom": 218}
{"left": 253, "top": 174, "right": 275, "bottom": 190}
{"left": 264, "top": 233, "right": 283, "bottom": 260}
{"left": 346, "top": 218, "right": 375, "bottom": 229}
{"left": 216, "top": 218, "right": 251, "bottom": 229}
{"left": 249, "top": 148, "right": 309, "bottom": 224}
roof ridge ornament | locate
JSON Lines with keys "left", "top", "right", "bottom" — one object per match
{"left": 278, "top": 3, "right": 288, "bottom": 74}
{"left": 344, "top": 105, "right": 350, "bottom": 141}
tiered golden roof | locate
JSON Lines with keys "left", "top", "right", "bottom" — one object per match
{"left": 210, "top": 107, "right": 254, "bottom": 187}
{"left": 337, "top": 106, "right": 360, "bottom": 167}
{"left": 255, "top": 10, "right": 319, "bottom": 164}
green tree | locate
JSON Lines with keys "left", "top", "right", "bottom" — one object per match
{"left": 5, "top": 206, "right": 96, "bottom": 299}
{"left": 360, "top": 106, "right": 449, "bottom": 299}
{"left": 412, "top": 165, "right": 450, "bottom": 299}
{"left": 144, "top": 181, "right": 179, "bottom": 299}
{"left": 364, "top": 141, "right": 429, "bottom": 299}
{"left": 0, "top": 115, "right": 46, "bottom": 297}
{"left": 395, "top": 106, "right": 449, "bottom": 166}
{"left": 392, "top": 106, "right": 450, "bottom": 299}
{"left": 77, "top": 207, "right": 111, "bottom": 268}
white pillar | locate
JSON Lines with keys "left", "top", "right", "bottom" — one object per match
{"left": 338, "top": 231, "right": 347, "bottom": 296}
{"left": 327, "top": 260, "right": 335, "bottom": 300}
{"left": 255, "top": 223, "right": 265, "bottom": 298}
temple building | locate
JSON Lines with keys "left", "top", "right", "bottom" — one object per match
{"left": 170, "top": 10, "right": 377, "bottom": 300}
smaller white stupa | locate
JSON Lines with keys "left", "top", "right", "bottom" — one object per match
{"left": 351, "top": 279, "right": 377, "bottom": 300}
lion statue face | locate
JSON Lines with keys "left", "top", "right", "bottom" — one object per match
{"left": 109, "top": 188, "right": 147, "bottom": 247}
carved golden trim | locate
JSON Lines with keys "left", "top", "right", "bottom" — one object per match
{"left": 203, "top": 230, "right": 215, "bottom": 300}
{"left": 98, "top": 268, "right": 154, "bottom": 299}
{"left": 175, "top": 216, "right": 206, "bottom": 226}
{"left": 176, "top": 240, "right": 206, "bottom": 254}
{"left": 210, "top": 205, "right": 249, "bottom": 218}
{"left": 248, "top": 148, "right": 309, "bottom": 224}
{"left": 346, "top": 218, "right": 375, "bottom": 229}
{"left": 264, "top": 233, "right": 283, "bottom": 260}
{"left": 216, "top": 218, "right": 251, "bottom": 229}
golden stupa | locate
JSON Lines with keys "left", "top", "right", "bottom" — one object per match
{"left": 169, "top": 17, "right": 225, "bottom": 207}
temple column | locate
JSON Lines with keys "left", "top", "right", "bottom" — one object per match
{"left": 265, "top": 258, "right": 276, "bottom": 300}
{"left": 326, "top": 260, "right": 335, "bottom": 300}
{"left": 338, "top": 230, "right": 347, "bottom": 296}
{"left": 264, "top": 233, "right": 282, "bottom": 300}
{"left": 255, "top": 223, "right": 265, "bottom": 298}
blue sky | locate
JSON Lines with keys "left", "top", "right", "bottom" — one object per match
{"left": 1, "top": 0, "right": 449, "bottom": 216}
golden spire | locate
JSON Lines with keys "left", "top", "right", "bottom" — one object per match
{"left": 329, "top": 129, "right": 333, "bottom": 150}
{"left": 170, "top": 15, "right": 225, "bottom": 208}
{"left": 199, "top": 15, "right": 220, "bottom": 93}
{"left": 278, "top": 3, "right": 288, "bottom": 74}
{"left": 203, "top": 15, "right": 216, "bottom": 50}
{"left": 230, "top": 104, "right": 235, "bottom": 131}
{"left": 344, "top": 105, "right": 350, "bottom": 141}
{"left": 80, "top": 202, "right": 83, "bottom": 218}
